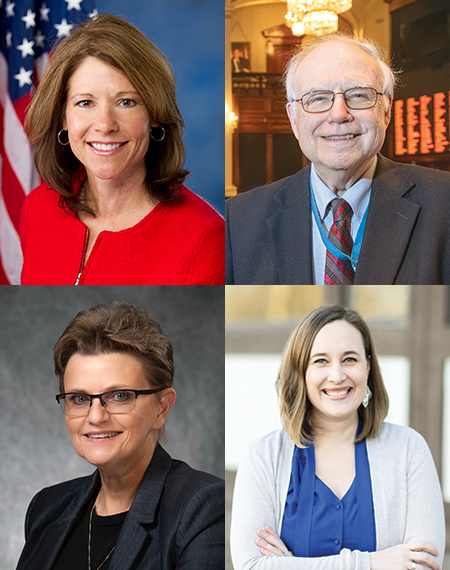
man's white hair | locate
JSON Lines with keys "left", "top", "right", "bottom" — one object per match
{"left": 284, "top": 33, "right": 401, "bottom": 104}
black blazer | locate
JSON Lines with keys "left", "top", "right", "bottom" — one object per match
{"left": 16, "top": 444, "right": 224, "bottom": 570}
{"left": 226, "top": 155, "right": 450, "bottom": 284}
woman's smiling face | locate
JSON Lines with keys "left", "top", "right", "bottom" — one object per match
{"left": 63, "top": 56, "right": 157, "bottom": 186}
{"left": 305, "top": 319, "right": 370, "bottom": 425}
{"left": 63, "top": 352, "right": 175, "bottom": 474}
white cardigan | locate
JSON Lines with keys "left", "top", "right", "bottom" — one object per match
{"left": 230, "top": 423, "right": 445, "bottom": 570}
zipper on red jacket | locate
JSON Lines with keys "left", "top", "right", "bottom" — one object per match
{"left": 75, "top": 229, "right": 90, "bottom": 285}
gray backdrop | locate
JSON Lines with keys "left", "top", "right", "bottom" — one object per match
{"left": 0, "top": 286, "right": 224, "bottom": 570}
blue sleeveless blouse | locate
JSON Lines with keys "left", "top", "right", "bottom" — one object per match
{"left": 280, "top": 435, "right": 376, "bottom": 557}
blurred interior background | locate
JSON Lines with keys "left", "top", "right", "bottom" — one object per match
{"left": 226, "top": 285, "right": 450, "bottom": 569}
{"left": 226, "top": 0, "right": 450, "bottom": 198}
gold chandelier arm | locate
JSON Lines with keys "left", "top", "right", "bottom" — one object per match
{"left": 285, "top": 0, "right": 353, "bottom": 36}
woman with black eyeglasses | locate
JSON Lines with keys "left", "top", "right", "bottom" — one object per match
{"left": 16, "top": 301, "right": 224, "bottom": 570}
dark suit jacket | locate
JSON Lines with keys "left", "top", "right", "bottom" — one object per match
{"left": 226, "top": 155, "right": 450, "bottom": 284}
{"left": 16, "top": 444, "right": 224, "bottom": 570}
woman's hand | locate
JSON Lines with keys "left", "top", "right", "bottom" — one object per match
{"left": 369, "top": 542, "right": 440, "bottom": 570}
{"left": 255, "top": 529, "right": 440, "bottom": 569}
{"left": 256, "top": 526, "right": 292, "bottom": 557}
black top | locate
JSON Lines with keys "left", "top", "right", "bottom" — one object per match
{"left": 52, "top": 493, "right": 127, "bottom": 570}
{"left": 17, "top": 444, "right": 224, "bottom": 570}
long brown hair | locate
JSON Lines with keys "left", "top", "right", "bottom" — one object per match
{"left": 25, "top": 14, "right": 189, "bottom": 216}
{"left": 276, "top": 305, "right": 389, "bottom": 447}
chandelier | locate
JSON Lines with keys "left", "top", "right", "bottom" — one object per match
{"left": 285, "top": 0, "right": 352, "bottom": 36}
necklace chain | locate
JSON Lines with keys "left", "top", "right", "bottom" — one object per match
{"left": 88, "top": 491, "right": 115, "bottom": 570}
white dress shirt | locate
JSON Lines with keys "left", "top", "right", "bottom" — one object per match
{"left": 311, "top": 157, "right": 377, "bottom": 284}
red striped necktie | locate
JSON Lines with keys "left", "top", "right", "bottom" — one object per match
{"left": 324, "top": 197, "right": 355, "bottom": 285}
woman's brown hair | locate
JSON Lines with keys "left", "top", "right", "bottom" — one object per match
{"left": 276, "top": 305, "right": 389, "bottom": 447}
{"left": 25, "top": 14, "right": 189, "bottom": 216}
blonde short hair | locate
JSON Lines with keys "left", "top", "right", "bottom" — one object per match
{"left": 276, "top": 305, "right": 389, "bottom": 447}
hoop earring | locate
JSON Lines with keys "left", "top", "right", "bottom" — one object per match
{"left": 57, "top": 129, "right": 70, "bottom": 146}
{"left": 150, "top": 125, "right": 165, "bottom": 142}
{"left": 361, "top": 386, "right": 372, "bottom": 409}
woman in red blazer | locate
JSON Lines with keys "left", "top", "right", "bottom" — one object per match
{"left": 21, "top": 14, "right": 224, "bottom": 285}
{"left": 15, "top": 301, "right": 224, "bottom": 570}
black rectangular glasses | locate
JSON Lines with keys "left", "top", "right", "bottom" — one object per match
{"left": 55, "top": 388, "right": 163, "bottom": 417}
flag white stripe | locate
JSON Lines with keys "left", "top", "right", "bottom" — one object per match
{"left": 35, "top": 53, "right": 49, "bottom": 82}
{"left": 0, "top": 50, "right": 37, "bottom": 196}
{"left": 0, "top": 154, "right": 23, "bottom": 284}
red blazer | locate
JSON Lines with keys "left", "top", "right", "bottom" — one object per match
{"left": 20, "top": 183, "right": 224, "bottom": 285}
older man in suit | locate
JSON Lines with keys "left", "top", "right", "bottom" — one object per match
{"left": 225, "top": 34, "right": 450, "bottom": 285}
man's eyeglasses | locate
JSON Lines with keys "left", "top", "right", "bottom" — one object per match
{"left": 55, "top": 388, "right": 164, "bottom": 417}
{"left": 292, "top": 87, "right": 385, "bottom": 114}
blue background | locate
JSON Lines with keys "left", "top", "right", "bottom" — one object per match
{"left": 96, "top": 0, "right": 224, "bottom": 216}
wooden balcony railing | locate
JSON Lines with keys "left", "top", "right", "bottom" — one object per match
{"left": 232, "top": 72, "right": 285, "bottom": 97}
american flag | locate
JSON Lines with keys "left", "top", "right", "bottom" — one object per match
{"left": 0, "top": 0, "right": 95, "bottom": 284}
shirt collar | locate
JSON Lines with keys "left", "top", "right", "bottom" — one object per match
{"left": 311, "top": 156, "right": 377, "bottom": 223}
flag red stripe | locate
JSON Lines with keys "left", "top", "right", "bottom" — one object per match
{"left": 1, "top": 155, "right": 27, "bottom": 233}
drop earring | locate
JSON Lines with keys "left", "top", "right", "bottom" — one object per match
{"left": 362, "top": 386, "right": 372, "bottom": 408}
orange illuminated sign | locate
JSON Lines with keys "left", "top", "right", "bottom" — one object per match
{"left": 394, "top": 92, "right": 449, "bottom": 156}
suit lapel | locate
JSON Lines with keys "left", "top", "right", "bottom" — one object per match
{"left": 108, "top": 444, "right": 172, "bottom": 570}
{"left": 266, "top": 166, "right": 314, "bottom": 284}
{"left": 108, "top": 517, "right": 149, "bottom": 570}
{"left": 30, "top": 472, "right": 100, "bottom": 570}
{"left": 355, "top": 155, "right": 420, "bottom": 284}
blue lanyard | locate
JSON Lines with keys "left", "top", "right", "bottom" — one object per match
{"left": 311, "top": 190, "right": 369, "bottom": 272}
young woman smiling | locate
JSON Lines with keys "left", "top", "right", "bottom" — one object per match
{"left": 230, "top": 305, "right": 445, "bottom": 570}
